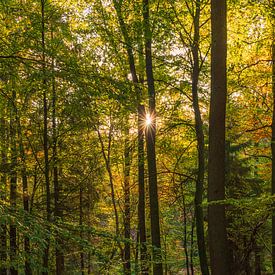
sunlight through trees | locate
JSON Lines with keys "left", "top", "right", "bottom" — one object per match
{"left": 0, "top": 0, "right": 274, "bottom": 274}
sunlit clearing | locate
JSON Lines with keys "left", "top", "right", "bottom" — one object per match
{"left": 146, "top": 113, "right": 152, "bottom": 126}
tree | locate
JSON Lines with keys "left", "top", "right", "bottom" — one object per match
{"left": 1, "top": 0, "right": 275, "bottom": 273}
{"left": 16, "top": 101, "right": 32, "bottom": 275}
{"left": 40, "top": 1, "right": 51, "bottom": 273}
{"left": 0, "top": 111, "right": 7, "bottom": 275}
{"left": 208, "top": 0, "right": 230, "bottom": 274}
{"left": 123, "top": 123, "right": 131, "bottom": 275}
{"left": 190, "top": 1, "right": 209, "bottom": 273}
{"left": 271, "top": 0, "right": 275, "bottom": 272}
{"left": 143, "top": 0, "right": 163, "bottom": 274}
{"left": 9, "top": 89, "right": 18, "bottom": 275}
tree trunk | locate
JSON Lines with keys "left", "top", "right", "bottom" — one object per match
{"left": 87, "top": 184, "right": 92, "bottom": 274}
{"left": 208, "top": 0, "right": 230, "bottom": 274}
{"left": 51, "top": 47, "right": 64, "bottom": 275}
{"left": 190, "top": 214, "right": 195, "bottom": 275}
{"left": 137, "top": 34, "right": 148, "bottom": 275}
{"left": 10, "top": 90, "right": 18, "bottom": 275}
{"left": 41, "top": 1, "right": 51, "bottom": 273}
{"left": 163, "top": 234, "right": 168, "bottom": 275}
{"left": 0, "top": 116, "right": 7, "bottom": 275}
{"left": 143, "top": 1, "right": 163, "bottom": 274}
{"left": 138, "top": 105, "right": 148, "bottom": 274}
{"left": 190, "top": 1, "right": 209, "bottom": 274}
{"left": 16, "top": 112, "right": 32, "bottom": 275}
{"left": 96, "top": 125, "right": 124, "bottom": 264}
{"left": 254, "top": 245, "right": 261, "bottom": 275}
{"left": 79, "top": 185, "right": 85, "bottom": 275}
{"left": 182, "top": 194, "right": 190, "bottom": 275}
{"left": 271, "top": 1, "right": 275, "bottom": 271}
{"left": 124, "top": 125, "right": 131, "bottom": 275}
{"left": 113, "top": 3, "right": 148, "bottom": 272}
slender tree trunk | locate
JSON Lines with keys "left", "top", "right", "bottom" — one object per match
{"left": 138, "top": 105, "right": 148, "bottom": 274}
{"left": 189, "top": 1, "right": 209, "bottom": 274}
{"left": 16, "top": 113, "right": 32, "bottom": 275}
{"left": 190, "top": 214, "right": 195, "bottom": 275}
{"left": 182, "top": 194, "right": 190, "bottom": 275}
{"left": 10, "top": 90, "right": 18, "bottom": 275}
{"left": 164, "top": 234, "right": 167, "bottom": 275}
{"left": 113, "top": 3, "right": 148, "bottom": 272}
{"left": 97, "top": 126, "right": 119, "bottom": 232}
{"left": 271, "top": 1, "right": 275, "bottom": 271}
{"left": 30, "top": 166, "right": 38, "bottom": 213}
{"left": 208, "top": 0, "right": 230, "bottom": 274}
{"left": 143, "top": 1, "right": 163, "bottom": 274}
{"left": 87, "top": 184, "right": 92, "bottom": 274}
{"left": 41, "top": 1, "right": 51, "bottom": 273}
{"left": 0, "top": 116, "right": 7, "bottom": 275}
{"left": 51, "top": 48, "right": 64, "bottom": 275}
{"left": 134, "top": 231, "right": 139, "bottom": 274}
{"left": 124, "top": 125, "right": 131, "bottom": 275}
{"left": 79, "top": 185, "right": 85, "bottom": 275}
{"left": 96, "top": 125, "right": 124, "bottom": 263}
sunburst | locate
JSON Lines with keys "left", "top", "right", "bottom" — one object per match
{"left": 145, "top": 113, "right": 152, "bottom": 126}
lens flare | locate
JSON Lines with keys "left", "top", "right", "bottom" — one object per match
{"left": 145, "top": 113, "right": 152, "bottom": 126}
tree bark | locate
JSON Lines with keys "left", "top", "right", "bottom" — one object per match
{"left": 123, "top": 125, "right": 131, "bottom": 275}
{"left": 254, "top": 245, "right": 261, "bottom": 275}
{"left": 190, "top": 1, "right": 209, "bottom": 274}
{"left": 182, "top": 194, "right": 190, "bottom": 275}
{"left": 10, "top": 90, "right": 18, "bottom": 275}
{"left": 138, "top": 105, "right": 148, "bottom": 274}
{"left": 16, "top": 112, "right": 32, "bottom": 275}
{"left": 113, "top": 2, "right": 148, "bottom": 272}
{"left": 87, "top": 183, "right": 92, "bottom": 274}
{"left": 51, "top": 46, "right": 64, "bottom": 275}
{"left": 208, "top": 0, "right": 230, "bottom": 274}
{"left": 79, "top": 185, "right": 85, "bottom": 275}
{"left": 0, "top": 116, "right": 7, "bottom": 275}
{"left": 271, "top": 1, "right": 275, "bottom": 272}
{"left": 190, "top": 213, "right": 195, "bottom": 275}
{"left": 143, "top": 1, "right": 163, "bottom": 274}
{"left": 41, "top": 1, "right": 51, "bottom": 273}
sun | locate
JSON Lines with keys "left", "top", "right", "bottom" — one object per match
{"left": 145, "top": 113, "right": 152, "bottom": 126}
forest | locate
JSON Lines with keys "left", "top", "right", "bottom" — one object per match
{"left": 0, "top": 0, "right": 274, "bottom": 274}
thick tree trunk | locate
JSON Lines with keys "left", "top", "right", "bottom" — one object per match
{"left": 190, "top": 1, "right": 209, "bottom": 274}
{"left": 0, "top": 222, "right": 7, "bottom": 275}
{"left": 254, "top": 245, "right": 261, "bottom": 275}
{"left": 208, "top": 0, "right": 230, "bottom": 274}
{"left": 124, "top": 125, "right": 131, "bottom": 275}
{"left": 143, "top": 1, "right": 163, "bottom": 274}
{"left": 41, "top": 1, "right": 51, "bottom": 273}
{"left": 137, "top": 44, "right": 148, "bottom": 275}
{"left": 10, "top": 90, "right": 18, "bottom": 275}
